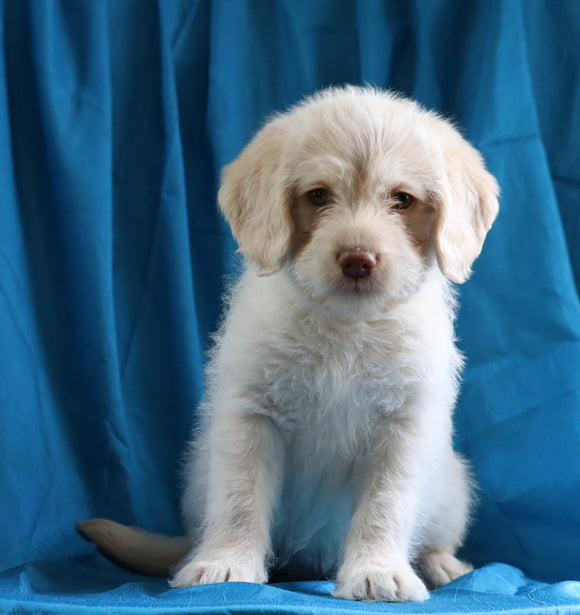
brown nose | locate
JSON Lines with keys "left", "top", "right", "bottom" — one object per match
{"left": 337, "top": 249, "right": 377, "bottom": 279}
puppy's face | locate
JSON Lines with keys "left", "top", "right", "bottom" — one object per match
{"left": 219, "top": 88, "right": 499, "bottom": 318}
{"left": 287, "top": 125, "right": 441, "bottom": 318}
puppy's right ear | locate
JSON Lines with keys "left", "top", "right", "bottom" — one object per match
{"left": 218, "top": 117, "right": 292, "bottom": 275}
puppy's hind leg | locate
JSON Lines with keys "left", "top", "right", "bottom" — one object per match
{"left": 417, "top": 550, "right": 473, "bottom": 589}
{"left": 171, "top": 412, "right": 284, "bottom": 588}
{"left": 417, "top": 451, "right": 474, "bottom": 589}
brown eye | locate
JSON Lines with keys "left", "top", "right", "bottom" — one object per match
{"left": 309, "top": 188, "right": 330, "bottom": 207}
{"left": 391, "top": 192, "right": 415, "bottom": 211}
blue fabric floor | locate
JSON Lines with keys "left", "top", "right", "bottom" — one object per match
{"left": 3, "top": 558, "right": 580, "bottom": 614}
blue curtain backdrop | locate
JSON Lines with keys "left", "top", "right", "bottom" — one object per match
{"left": 1, "top": 1, "right": 580, "bottom": 613}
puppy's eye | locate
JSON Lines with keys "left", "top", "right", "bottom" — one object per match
{"left": 309, "top": 188, "right": 330, "bottom": 207}
{"left": 391, "top": 192, "right": 415, "bottom": 211}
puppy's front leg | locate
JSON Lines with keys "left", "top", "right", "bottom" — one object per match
{"left": 333, "top": 413, "right": 433, "bottom": 602}
{"left": 171, "top": 412, "right": 283, "bottom": 588}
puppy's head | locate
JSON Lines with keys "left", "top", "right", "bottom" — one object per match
{"left": 219, "top": 88, "right": 499, "bottom": 317}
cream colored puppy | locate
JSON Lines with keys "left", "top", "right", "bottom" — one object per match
{"left": 79, "top": 87, "right": 499, "bottom": 602}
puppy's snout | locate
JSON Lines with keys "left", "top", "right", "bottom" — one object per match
{"left": 338, "top": 248, "right": 377, "bottom": 279}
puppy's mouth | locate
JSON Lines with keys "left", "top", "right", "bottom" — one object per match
{"left": 337, "top": 276, "right": 376, "bottom": 295}
{"left": 316, "top": 274, "right": 391, "bottom": 321}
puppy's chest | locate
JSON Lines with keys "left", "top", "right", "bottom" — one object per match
{"left": 261, "top": 319, "right": 423, "bottom": 449}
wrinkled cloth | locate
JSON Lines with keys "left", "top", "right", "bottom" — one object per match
{"left": 2, "top": 558, "right": 580, "bottom": 615}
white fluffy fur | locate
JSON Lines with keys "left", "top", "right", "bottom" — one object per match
{"left": 79, "top": 87, "right": 499, "bottom": 602}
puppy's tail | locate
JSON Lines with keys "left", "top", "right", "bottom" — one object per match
{"left": 77, "top": 519, "right": 190, "bottom": 577}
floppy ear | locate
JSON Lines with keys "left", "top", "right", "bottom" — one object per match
{"left": 218, "top": 116, "right": 292, "bottom": 275}
{"left": 434, "top": 123, "right": 500, "bottom": 284}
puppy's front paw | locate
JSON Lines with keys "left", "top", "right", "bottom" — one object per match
{"left": 170, "top": 555, "right": 267, "bottom": 588}
{"left": 332, "top": 560, "right": 429, "bottom": 602}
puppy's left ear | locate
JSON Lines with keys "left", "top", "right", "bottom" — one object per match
{"left": 218, "top": 116, "right": 292, "bottom": 275}
{"left": 434, "top": 122, "right": 499, "bottom": 283}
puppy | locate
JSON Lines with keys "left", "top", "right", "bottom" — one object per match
{"left": 79, "top": 87, "right": 499, "bottom": 602}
